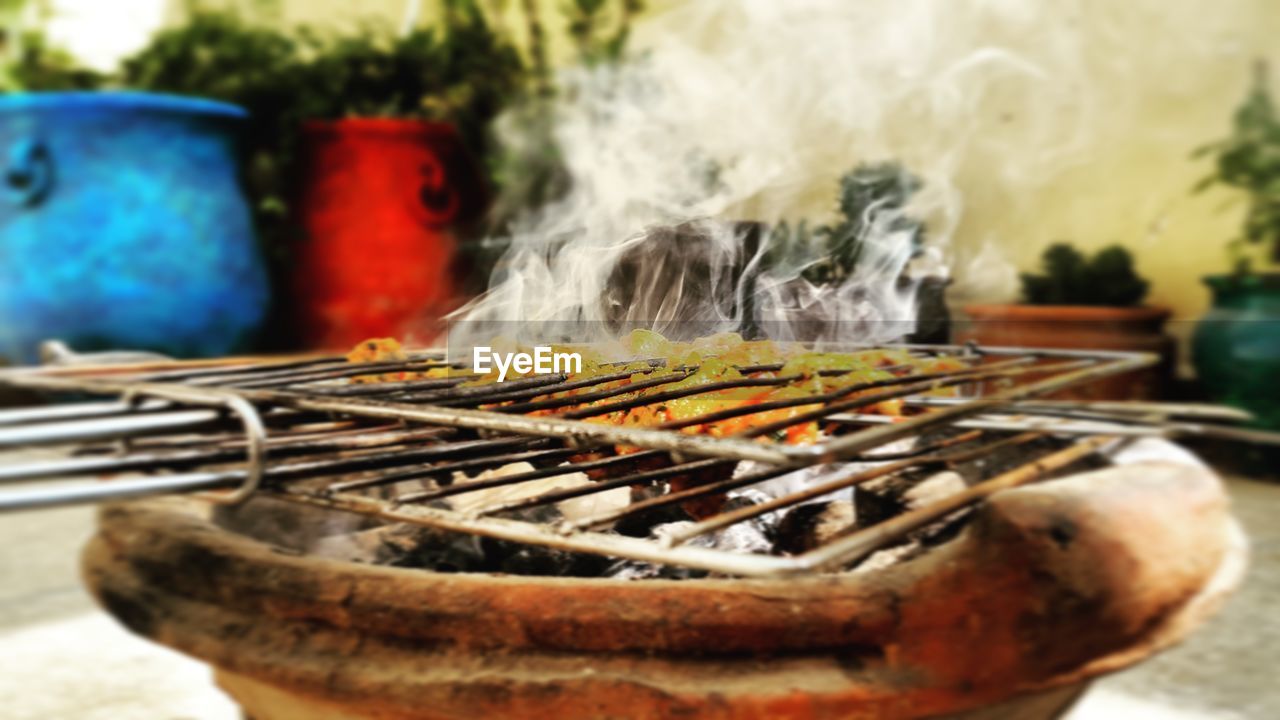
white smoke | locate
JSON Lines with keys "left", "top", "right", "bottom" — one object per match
{"left": 452, "top": 0, "right": 1233, "bottom": 346}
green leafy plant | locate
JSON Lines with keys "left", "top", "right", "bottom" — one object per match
{"left": 116, "top": 6, "right": 523, "bottom": 210}
{"left": 565, "top": 0, "right": 643, "bottom": 67}
{"left": 488, "top": 0, "right": 644, "bottom": 208}
{"left": 1194, "top": 62, "right": 1280, "bottom": 269}
{"left": 766, "top": 162, "right": 926, "bottom": 283}
{"left": 1, "top": 30, "right": 104, "bottom": 91}
{"left": 2, "top": 0, "right": 642, "bottom": 285}
{"left": 117, "top": 11, "right": 308, "bottom": 239}
{"left": 1020, "top": 243, "right": 1149, "bottom": 307}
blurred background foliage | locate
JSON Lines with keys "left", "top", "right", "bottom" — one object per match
{"left": 0, "top": 0, "right": 645, "bottom": 260}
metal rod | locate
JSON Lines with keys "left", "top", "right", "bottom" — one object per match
{"left": 212, "top": 359, "right": 454, "bottom": 389}
{"left": 794, "top": 435, "right": 1117, "bottom": 571}
{"left": 0, "top": 471, "right": 241, "bottom": 512}
{"left": 269, "top": 488, "right": 803, "bottom": 577}
{"left": 0, "top": 398, "right": 164, "bottom": 428}
{"left": 500, "top": 370, "right": 691, "bottom": 414}
{"left": 661, "top": 433, "right": 1039, "bottom": 547}
{"left": 793, "top": 430, "right": 1116, "bottom": 571}
{"left": 828, "top": 411, "right": 1171, "bottom": 438}
{"left": 397, "top": 449, "right": 669, "bottom": 504}
{"left": 0, "top": 425, "right": 457, "bottom": 485}
{"left": 907, "top": 396, "right": 1255, "bottom": 422}
{"left": 473, "top": 457, "right": 733, "bottom": 516}
{"left": 779, "top": 354, "right": 1155, "bottom": 462}
{"left": 566, "top": 464, "right": 803, "bottom": 532}
{"left": 304, "top": 375, "right": 477, "bottom": 397}
{"left": 325, "top": 445, "right": 572, "bottom": 493}
{"left": 1, "top": 373, "right": 802, "bottom": 466}
{"left": 438, "top": 367, "right": 659, "bottom": 407}
{"left": 737, "top": 360, "right": 1087, "bottom": 440}
{"left": 0, "top": 408, "right": 222, "bottom": 449}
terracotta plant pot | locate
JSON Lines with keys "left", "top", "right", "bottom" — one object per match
{"left": 955, "top": 304, "right": 1174, "bottom": 400}
{"left": 82, "top": 456, "right": 1241, "bottom": 720}
{"left": 291, "top": 119, "right": 486, "bottom": 351}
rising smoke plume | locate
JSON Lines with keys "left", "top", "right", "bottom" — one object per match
{"left": 450, "top": 0, "right": 1252, "bottom": 348}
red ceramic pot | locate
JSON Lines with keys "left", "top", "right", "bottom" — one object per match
{"left": 292, "top": 119, "right": 485, "bottom": 350}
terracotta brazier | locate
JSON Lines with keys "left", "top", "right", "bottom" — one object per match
{"left": 82, "top": 459, "right": 1243, "bottom": 719}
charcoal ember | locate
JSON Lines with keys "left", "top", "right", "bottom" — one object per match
{"left": 774, "top": 500, "right": 854, "bottom": 554}
{"left": 952, "top": 435, "right": 1105, "bottom": 481}
{"left": 669, "top": 462, "right": 736, "bottom": 518}
{"left": 214, "top": 496, "right": 382, "bottom": 552}
{"left": 608, "top": 515, "right": 773, "bottom": 580}
{"left": 311, "top": 522, "right": 487, "bottom": 572}
{"left": 854, "top": 487, "right": 903, "bottom": 527}
{"left": 608, "top": 557, "right": 709, "bottom": 581}
{"left": 609, "top": 484, "right": 691, "bottom": 535}
{"left": 485, "top": 540, "right": 613, "bottom": 577}
{"left": 464, "top": 505, "right": 608, "bottom": 577}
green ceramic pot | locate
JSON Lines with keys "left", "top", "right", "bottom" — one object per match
{"left": 1192, "top": 272, "right": 1280, "bottom": 429}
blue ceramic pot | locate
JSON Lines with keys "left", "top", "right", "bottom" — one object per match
{"left": 0, "top": 91, "right": 268, "bottom": 364}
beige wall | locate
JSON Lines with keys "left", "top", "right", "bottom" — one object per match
{"left": 165, "top": 1, "right": 1280, "bottom": 367}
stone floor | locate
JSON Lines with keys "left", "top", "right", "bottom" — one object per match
{"left": 0, "top": 474, "right": 1275, "bottom": 719}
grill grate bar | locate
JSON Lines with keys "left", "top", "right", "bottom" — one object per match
{"left": 661, "top": 432, "right": 1041, "bottom": 547}
{"left": 797, "top": 435, "right": 1118, "bottom": 571}
{"left": 324, "top": 445, "right": 571, "bottom": 493}
{"left": 397, "top": 449, "right": 669, "bottom": 504}
{"left": 474, "top": 457, "right": 734, "bottom": 517}
{"left": 3, "top": 341, "right": 1271, "bottom": 577}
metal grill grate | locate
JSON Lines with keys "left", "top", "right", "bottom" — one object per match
{"left": 0, "top": 343, "right": 1271, "bottom": 577}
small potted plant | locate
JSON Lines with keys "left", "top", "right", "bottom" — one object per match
{"left": 284, "top": 12, "right": 520, "bottom": 350}
{"left": 1190, "top": 63, "right": 1280, "bottom": 429}
{"left": 757, "top": 162, "right": 950, "bottom": 343}
{"left": 118, "top": 7, "right": 523, "bottom": 351}
{"left": 958, "top": 243, "right": 1173, "bottom": 400}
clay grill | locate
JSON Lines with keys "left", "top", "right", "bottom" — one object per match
{"left": 0, "top": 342, "right": 1259, "bottom": 719}
{"left": 0, "top": 343, "right": 1261, "bottom": 575}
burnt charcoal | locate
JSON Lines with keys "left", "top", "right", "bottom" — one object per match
{"left": 613, "top": 503, "right": 694, "bottom": 537}
{"left": 405, "top": 534, "right": 488, "bottom": 572}
{"left": 483, "top": 539, "right": 613, "bottom": 577}
{"left": 607, "top": 557, "right": 711, "bottom": 581}
{"left": 613, "top": 483, "right": 696, "bottom": 537}
{"left": 774, "top": 501, "right": 855, "bottom": 554}
{"left": 608, "top": 515, "right": 773, "bottom": 580}
{"left": 498, "top": 503, "right": 564, "bottom": 525}
{"left": 951, "top": 436, "right": 1071, "bottom": 480}
{"left": 215, "top": 496, "right": 384, "bottom": 552}
{"left": 854, "top": 487, "right": 903, "bottom": 527}
{"left": 311, "top": 522, "right": 488, "bottom": 572}
{"left": 909, "top": 509, "right": 972, "bottom": 548}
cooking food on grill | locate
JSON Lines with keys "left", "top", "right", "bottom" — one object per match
{"left": 341, "top": 331, "right": 971, "bottom": 518}
{"left": 343, "top": 331, "right": 969, "bottom": 441}
{"left": 346, "top": 330, "right": 968, "bottom": 446}
{"left": 345, "top": 337, "right": 451, "bottom": 383}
